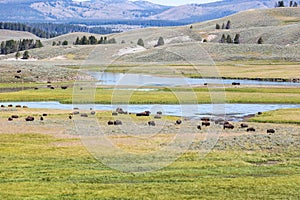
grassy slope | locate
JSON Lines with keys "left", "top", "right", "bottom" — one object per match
{"left": 251, "top": 108, "right": 300, "bottom": 124}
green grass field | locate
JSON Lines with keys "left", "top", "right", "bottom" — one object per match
{"left": 251, "top": 108, "right": 300, "bottom": 124}
{"left": 1, "top": 86, "right": 300, "bottom": 104}
{"left": 0, "top": 132, "right": 299, "bottom": 199}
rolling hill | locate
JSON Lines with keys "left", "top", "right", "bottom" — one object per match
{"left": 0, "top": 0, "right": 282, "bottom": 23}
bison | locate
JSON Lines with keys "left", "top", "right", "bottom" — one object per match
{"left": 197, "top": 125, "right": 201, "bottom": 130}
{"left": 11, "top": 115, "right": 19, "bottom": 119}
{"left": 224, "top": 123, "right": 234, "bottom": 129}
{"left": 1, "top": 105, "right": 5, "bottom": 108}
{"left": 107, "top": 121, "right": 114, "bottom": 125}
{"left": 246, "top": 127, "right": 256, "bottom": 132}
{"left": 69, "top": 115, "right": 73, "bottom": 120}
{"left": 80, "top": 113, "right": 88, "bottom": 117}
{"left": 61, "top": 86, "right": 68, "bottom": 90}
{"left": 112, "top": 112, "right": 118, "bottom": 116}
{"left": 23, "top": 106, "right": 28, "bottom": 108}
{"left": 15, "top": 105, "right": 22, "bottom": 108}
{"left": 15, "top": 75, "right": 21, "bottom": 79}
{"left": 73, "top": 111, "right": 80, "bottom": 115}
{"left": 40, "top": 116, "right": 44, "bottom": 121}
{"left": 175, "top": 119, "right": 182, "bottom": 125}
{"left": 114, "top": 120, "right": 122, "bottom": 125}
{"left": 202, "top": 121, "right": 211, "bottom": 127}
{"left": 25, "top": 116, "right": 34, "bottom": 121}
{"left": 240, "top": 123, "right": 249, "bottom": 128}
{"left": 157, "top": 111, "right": 163, "bottom": 115}
{"left": 267, "top": 129, "right": 275, "bottom": 133}
{"left": 90, "top": 111, "right": 96, "bottom": 115}
{"left": 201, "top": 117, "right": 210, "bottom": 122}
{"left": 42, "top": 114, "right": 48, "bottom": 117}
{"left": 8, "top": 117, "right": 13, "bottom": 121}
{"left": 17, "top": 70, "right": 22, "bottom": 73}
{"left": 232, "top": 82, "right": 241, "bottom": 86}
{"left": 148, "top": 121, "right": 156, "bottom": 126}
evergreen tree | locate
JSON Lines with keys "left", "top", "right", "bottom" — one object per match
{"left": 216, "top": 24, "right": 220, "bottom": 29}
{"left": 293, "top": 2, "right": 298, "bottom": 6}
{"left": 278, "top": 1, "right": 285, "bottom": 7}
{"left": 221, "top": 23, "right": 225, "bottom": 29}
{"left": 226, "top": 20, "right": 231, "bottom": 29}
{"left": 137, "top": 38, "right": 144, "bottom": 47}
{"left": 89, "top": 36, "right": 97, "bottom": 44}
{"left": 226, "top": 35, "right": 233, "bottom": 43}
{"left": 290, "top": 1, "right": 293, "bottom": 7}
{"left": 107, "top": 38, "right": 117, "bottom": 44}
{"left": 22, "top": 51, "right": 29, "bottom": 59}
{"left": 75, "top": 37, "right": 80, "bottom": 45}
{"left": 81, "top": 36, "right": 89, "bottom": 45}
{"left": 234, "top": 34, "right": 240, "bottom": 44}
{"left": 257, "top": 37, "right": 263, "bottom": 44}
{"left": 15, "top": 51, "right": 20, "bottom": 59}
{"left": 52, "top": 41, "right": 57, "bottom": 46}
{"left": 156, "top": 37, "right": 165, "bottom": 47}
{"left": 62, "top": 40, "right": 68, "bottom": 46}
{"left": 220, "top": 34, "right": 226, "bottom": 43}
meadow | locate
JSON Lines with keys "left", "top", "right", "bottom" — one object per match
{"left": 0, "top": 108, "right": 300, "bottom": 199}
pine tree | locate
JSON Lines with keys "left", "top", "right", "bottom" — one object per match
{"left": 137, "top": 38, "right": 144, "bottom": 47}
{"left": 81, "top": 36, "right": 88, "bottom": 45}
{"left": 257, "top": 37, "right": 263, "bottom": 44}
{"left": 222, "top": 23, "right": 225, "bottom": 29}
{"left": 290, "top": 1, "right": 293, "bottom": 7}
{"left": 15, "top": 51, "right": 20, "bottom": 59}
{"left": 226, "top": 20, "right": 231, "bottom": 29}
{"left": 89, "top": 36, "right": 97, "bottom": 44}
{"left": 75, "top": 37, "right": 80, "bottom": 45}
{"left": 226, "top": 35, "right": 233, "bottom": 43}
{"left": 22, "top": 51, "right": 29, "bottom": 59}
{"left": 293, "top": 2, "right": 298, "bottom": 6}
{"left": 234, "top": 34, "right": 240, "bottom": 44}
{"left": 216, "top": 24, "right": 220, "bottom": 29}
{"left": 62, "top": 40, "right": 68, "bottom": 46}
{"left": 220, "top": 34, "right": 226, "bottom": 43}
{"left": 156, "top": 37, "right": 165, "bottom": 47}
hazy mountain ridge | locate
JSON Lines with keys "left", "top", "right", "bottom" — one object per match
{"left": 0, "top": 0, "right": 280, "bottom": 23}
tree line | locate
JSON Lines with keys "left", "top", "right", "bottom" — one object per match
{"left": 0, "top": 39, "right": 43, "bottom": 55}
{"left": 275, "top": 1, "right": 298, "bottom": 7}
{"left": 0, "top": 22, "right": 55, "bottom": 38}
{"left": 74, "top": 36, "right": 117, "bottom": 45}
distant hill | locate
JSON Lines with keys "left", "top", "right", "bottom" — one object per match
{"left": 0, "top": 0, "right": 286, "bottom": 23}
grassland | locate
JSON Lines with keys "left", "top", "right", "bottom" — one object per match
{"left": 0, "top": 86, "right": 300, "bottom": 104}
{"left": 251, "top": 108, "right": 300, "bottom": 124}
{"left": 0, "top": 108, "right": 299, "bottom": 199}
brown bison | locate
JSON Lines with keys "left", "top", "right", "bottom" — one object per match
{"left": 8, "top": 117, "right": 13, "bottom": 121}
{"left": 201, "top": 117, "right": 210, "bottom": 122}
{"left": 42, "top": 114, "right": 48, "bottom": 116}
{"left": 15, "top": 105, "right": 22, "bottom": 108}
{"left": 224, "top": 123, "right": 234, "bottom": 129}
{"left": 80, "top": 113, "right": 88, "bottom": 117}
{"left": 73, "top": 111, "right": 80, "bottom": 115}
{"left": 69, "top": 115, "right": 73, "bottom": 120}
{"left": 267, "top": 129, "right": 275, "bottom": 133}
{"left": 247, "top": 127, "right": 256, "bottom": 132}
{"left": 61, "top": 86, "right": 68, "bottom": 90}
{"left": 1, "top": 105, "right": 5, "bottom": 108}
{"left": 240, "top": 123, "right": 249, "bottom": 128}
{"left": 157, "top": 111, "right": 163, "bottom": 115}
{"left": 232, "top": 82, "right": 241, "bottom": 86}
{"left": 25, "top": 116, "right": 34, "bottom": 121}
{"left": 197, "top": 125, "right": 201, "bottom": 130}
{"left": 17, "top": 70, "right": 22, "bottom": 73}
{"left": 202, "top": 121, "right": 211, "bottom": 127}
{"left": 136, "top": 111, "right": 150, "bottom": 117}
{"left": 15, "top": 75, "right": 21, "bottom": 79}
{"left": 107, "top": 121, "right": 114, "bottom": 125}
{"left": 114, "top": 120, "right": 122, "bottom": 125}
{"left": 175, "top": 119, "right": 182, "bottom": 125}
{"left": 11, "top": 115, "right": 19, "bottom": 119}
{"left": 90, "top": 111, "right": 96, "bottom": 115}
{"left": 148, "top": 121, "right": 156, "bottom": 126}
{"left": 112, "top": 112, "right": 118, "bottom": 116}
{"left": 40, "top": 116, "right": 44, "bottom": 121}
{"left": 50, "top": 86, "right": 55, "bottom": 90}
{"left": 23, "top": 106, "right": 28, "bottom": 108}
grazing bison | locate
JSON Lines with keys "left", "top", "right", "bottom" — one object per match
{"left": 34, "top": 87, "right": 39, "bottom": 90}
{"left": 136, "top": 111, "right": 150, "bottom": 117}
{"left": 214, "top": 118, "right": 225, "bottom": 125}
{"left": 42, "top": 114, "right": 48, "bottom": 116}
{"left": 257, "top": 112, "right": 263, "bottom": 115}
{"left": 73, "top": 111, "right": 80, "bottom": 115}
{"left": 267, "top": 129, "right": 275, "bottom": 133}
{"left": 154, "top": 115, "right": 162, "bottom": 119}
{"left": 202, "top": 121, "right": 211, "bottom": 127}
{"left": 116, "top": 108, "right": 125, "bottom": 114}
{"left": 197, "top": 125, "right": 202, "bottom": 130}
{"left": 69, "top": 115, "right": 72, "bottom": 120}
{"left": 50, "top": 86, "right": 55, "bottom": 90}
{"left": 15, "top": 75, "right": 21, "bottom": 79}
{"left": 224, "top": 123, "right": 234, "bottom": 129}
{"left": 232, "top": 82, "right": 241, "bottom": 86}
{"left": 17, "top": 70, "right": 22, "bottom": 73}
{"left": 204, "top": 83, "right": 208, "bottom": 86}
{"left": 47, "top": 81, "right": 51, "bottom": 84}
{"left": 8, "top": 117, "right": 13, "bottom": 121}
{"left": 107, "top": 121, "right": 114, "bottom": 125}
{"left": 80, "top": 113, "right": 88, "bottom": 117}
{"left": 61, "top": 86, "right": 68, "bottom": 90}
{"left": 15, "top": 105, "right": 21, "bottom": 108}
{"left": 148, "top": 121, "right": 156, "bottom": 126}
{"left": 25, "top": 116, "right": 34, "bottom": 121}
{"left": 175, "top": 119, "right": 182, "bottom": 125}
{"left": 114, "top": 120, "right": 122, "bottom": 125}
{"left": 11, "top": 115, "right": 19, "bottom": 119}
{"left": 247, "top": 127, "right": 256, "bottom": 132}
{"left": 157, "top": 111, "right": 163, "bottom": 115}
{"left": 1, "top": 105, "right": 5, "bottom": 108}
{"left": 201, "top": 117, "right": 210, "bottom": 122}
{"left": 47, "top": 85, "right": 52, "bottom": 88}
{"left": 240, "top": 123, "right": 249, "bottom": 128}
{"left": 40, "top": 116, "right": 44, "bottom": 121}
{"left": 8, "top": 104, "right": 13, "bottom": 107}
{"left": 23, "top": 106, "right": 28, "bottom": 108}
